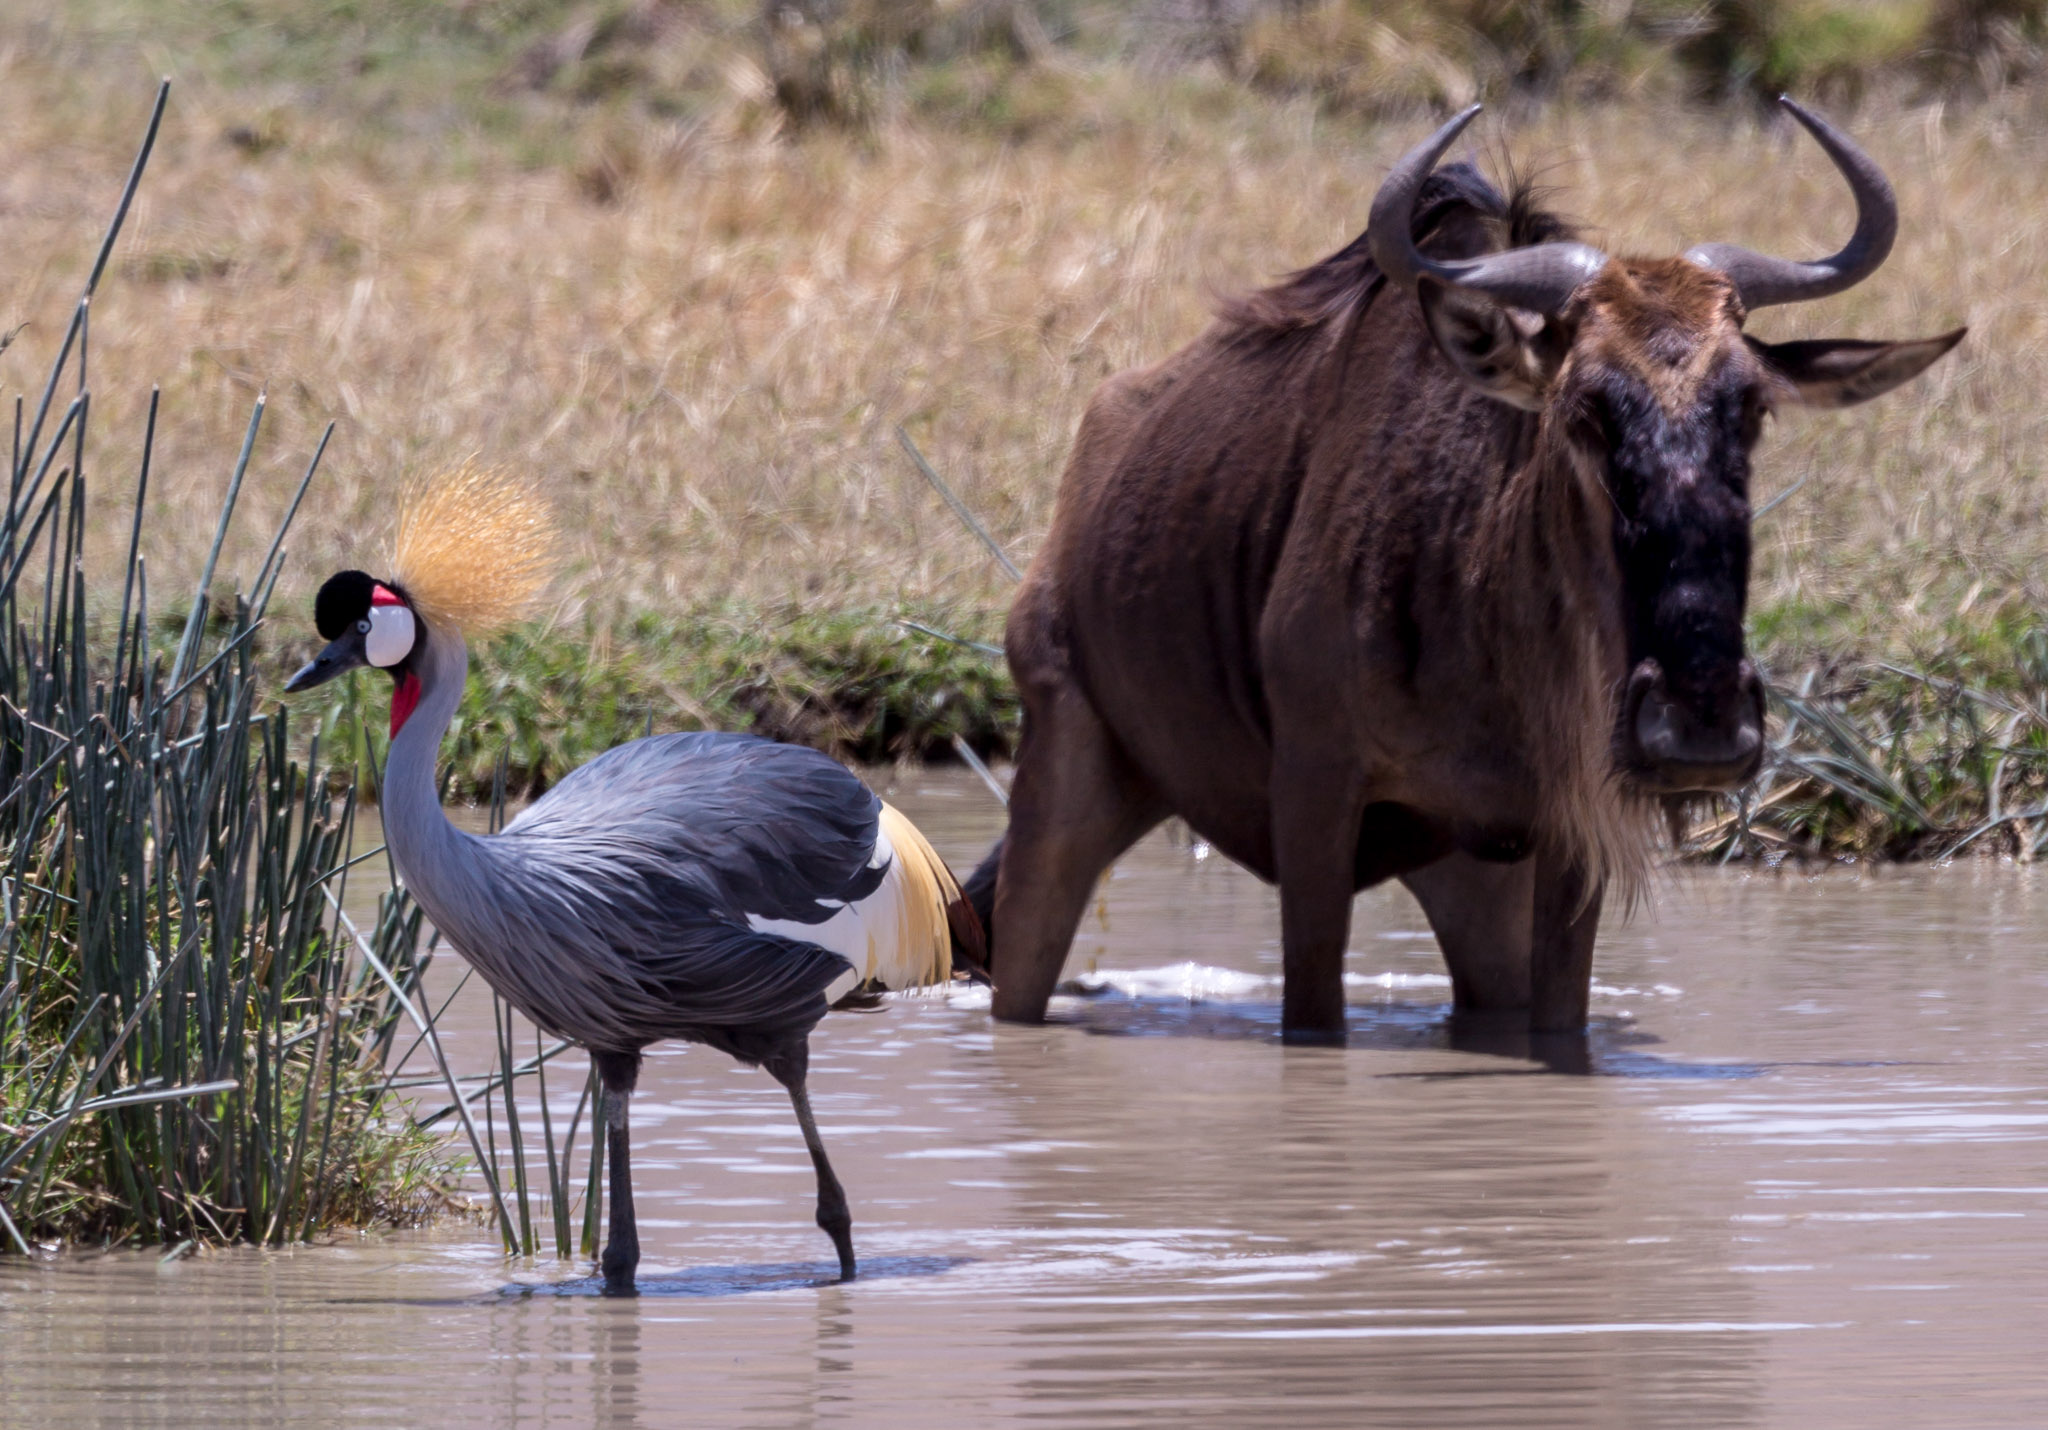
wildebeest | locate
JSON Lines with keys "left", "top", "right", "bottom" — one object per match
{"left": 963, "top": 99, "right": 1963, "bottom": 1040}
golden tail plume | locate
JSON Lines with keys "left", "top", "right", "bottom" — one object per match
{"left": 388, "top": 462, "right": 557, "bottom": 635}
{"left": 871, "top": 802, "right": 989, "bottom": 991}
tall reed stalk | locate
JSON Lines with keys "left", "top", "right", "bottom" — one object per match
{"left": 0, "top": 84, "right": 451, "bottom": 1249}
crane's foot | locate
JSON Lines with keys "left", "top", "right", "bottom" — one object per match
{"left": 600, "top": 1244, "right": 640, "bottom": 1298}
{"left": 820, "top": 1208, "right": 856, "bottom": 1282}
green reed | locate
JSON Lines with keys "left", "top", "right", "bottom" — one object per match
{"left": 0, "top": 84, "right": 452, "bottom": 1250}
{"left": 369, "top": 751, "right": 601, "bottom": 1262}
{"left": 484, "top": 751, "right": 599, "bottom": 1262}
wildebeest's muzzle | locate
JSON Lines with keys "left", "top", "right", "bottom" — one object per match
{"left": 1621, "top": 656, "right": 1764, "bottom": 794}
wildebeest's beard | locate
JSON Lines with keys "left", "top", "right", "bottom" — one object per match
{"left": 1586, "top": 363, "right": 1766, "bottom": 795}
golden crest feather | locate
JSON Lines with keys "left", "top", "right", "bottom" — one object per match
{"left": 388, "top": 463, "right": 556, "bottom": 635}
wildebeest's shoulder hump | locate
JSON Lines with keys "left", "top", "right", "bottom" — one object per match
{"left": 1059, "top": 355, "right": 1186, "bottom": 502}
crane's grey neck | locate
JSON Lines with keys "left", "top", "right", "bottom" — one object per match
{"left": 375, "top": 625, "right": 575, "bottom": 1045}
{"left": 381, "top": 623, "right": 480, "bottom": 900}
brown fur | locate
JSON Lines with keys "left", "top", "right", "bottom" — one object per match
{"left": 1466, "top": 391, "right": 1651, "bottom": 908}
{"left": 978, "top": 170, "right": 1753, "bottom": 1037}
{"left": 1568, "top": 259, "right": 1744, "bottom": 412}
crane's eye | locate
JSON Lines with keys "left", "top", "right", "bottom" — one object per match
{"left": 356, "top": 619, "right": 371, "bottom": 634}
{"left": 364, "top": 603, "right": 416, "bottom": 668}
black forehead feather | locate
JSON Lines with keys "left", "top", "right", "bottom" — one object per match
{"left": 314, "top": 570, "right": 378, "bottom": 641}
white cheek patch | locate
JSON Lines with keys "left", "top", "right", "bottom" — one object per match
{"left": 364, "top": 603, "right": 416, "bottom": 667}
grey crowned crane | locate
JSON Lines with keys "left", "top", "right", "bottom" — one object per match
{"left": 284, "top": 466, "right": 988, "bottom": 1295}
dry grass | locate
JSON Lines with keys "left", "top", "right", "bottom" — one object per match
{"left": 0, "top": 7, "right": 2040, "bottom": 672}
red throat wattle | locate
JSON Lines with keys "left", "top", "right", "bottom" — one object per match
{"left": 390, "top": 670, "right": 422, "bottom": 737}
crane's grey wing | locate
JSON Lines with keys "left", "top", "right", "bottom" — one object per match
{"left": 458, "top": 832, "right": 858, "bottom": 1056}
{"left": 458, "top": 731, "right": 893, "bottom": 1053}
{"left": 505, "top": 730, "right": 889, "bottom": 927}
{"left": 581, "top": 895, "right": 856, "bottom": 1059}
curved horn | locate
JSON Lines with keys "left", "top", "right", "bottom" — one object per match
{"left": 1684, "top": 96, "right": 1898, "bottom": 311}
{"left": 1367, "top": 104, "right": 1609, "bottom": 316}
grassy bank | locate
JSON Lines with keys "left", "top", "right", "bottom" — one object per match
{"left": 284, "top": 602, "right": 1014, "bottom": 797}
{"left": 1705, "top": 618, "right": 2048, "bottom": 860}
{"left": 269, "top": 592, "right": 2048, "bottom": 863}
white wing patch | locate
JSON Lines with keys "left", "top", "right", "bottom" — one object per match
{"left": 744, "top": 804, "right": 960, "bottom": 1005}
{"left": 748, "top": 825, "right": 897, "bottom": 1003}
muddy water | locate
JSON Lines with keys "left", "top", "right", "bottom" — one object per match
{"left": 5, "top": 770, "right": 2048, "bottom": 1427}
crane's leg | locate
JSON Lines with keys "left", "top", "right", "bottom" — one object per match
{"left": 765, "top": 1042, "right": 854, "bottom": 1281}
{"left": 593, "top": 1050, "right": 642, "bottom": 1297}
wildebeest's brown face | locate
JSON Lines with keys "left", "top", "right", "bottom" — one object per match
{"left": 1372, "top": 101, "right": 1963, "bottom": 796}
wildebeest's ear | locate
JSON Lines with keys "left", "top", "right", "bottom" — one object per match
{"left": 1747, "top": 328, "right": 1965, "bottom": 409}
{"left": 1416, "top": 278, "right": 1563, "bottom": 412}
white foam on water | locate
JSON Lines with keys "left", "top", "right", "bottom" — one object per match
{"left": 820, "top": 1222, "right": 1373, "bottom": 1308}
{"left": 932, "top": 962, "right": 1682, "bottom": 1008}
{"left": 1063, "top": 962, "right": 1454, "bottom": 1003}
{"left": 1345, "top": 969, "right": 1456, "bottom": 991}
{"left": 892, "top": 1147, "right": 1008, "bottom": 1160}
{"left": 1076, "top": 963, "right": 1277, "bottom": 1000}
{"left": 1804, "top": 1211, "right": 2026, "bottom": 1221}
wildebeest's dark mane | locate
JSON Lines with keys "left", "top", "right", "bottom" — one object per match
{"left": 1223, "top": 162, "right": 1643, "bottom": 899}
{"left": 1216, "top": 162, "right": 1576, "bottom": 338}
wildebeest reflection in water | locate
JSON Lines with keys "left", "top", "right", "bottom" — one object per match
{"left": 965, "top": 99, "right": 1964, "bottom": 1041}
{"left": 980, "top": 984, "right": 1775, "bottom": 1426}
{"left": 1044, "top": 963, "right": 1796, "bottom": 1078}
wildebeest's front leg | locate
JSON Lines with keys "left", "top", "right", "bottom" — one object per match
{"left": 1529, "top": 852, "right": 1604, "bottom": 1032}
{"left": 1271, "top": 752, "right": 1366, "bottom": 1042}
{"left": 1401, "top": 853, "right": 1534, "bottom": 1011}
{"left": 991, "top": 681, "right": 1162, "bottom": 1023}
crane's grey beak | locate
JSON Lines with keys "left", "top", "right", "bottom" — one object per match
{"left": 284, "top": 631, "right": 369, "bottom": 693}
